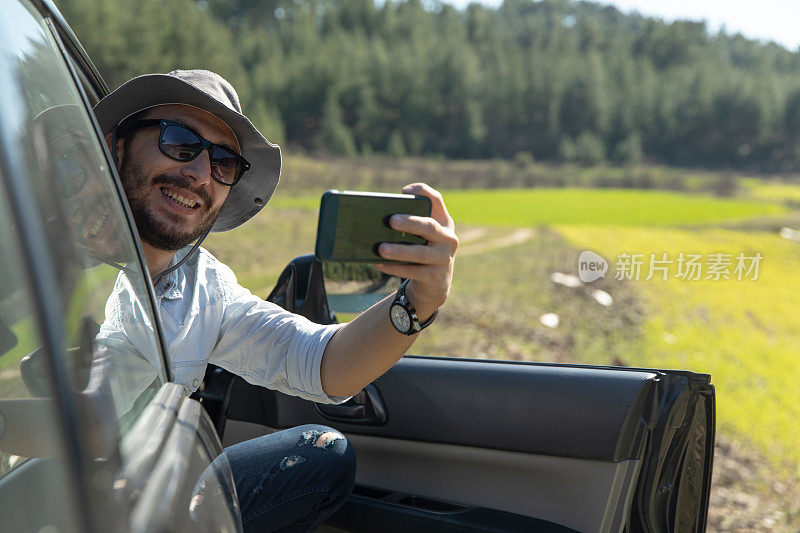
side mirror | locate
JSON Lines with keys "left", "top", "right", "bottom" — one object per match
{"left": 266, "top": 254, "right": 336, "bottom": 325}
{"left": 266, "top": 255, "right": 401, "bottom": 324}
{"left": 322, "top": 263, "right": 399, "bottom": 315}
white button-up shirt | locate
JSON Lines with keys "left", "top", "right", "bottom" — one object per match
{"left": 99, "top": 246, "right": 349, "bottom": 416}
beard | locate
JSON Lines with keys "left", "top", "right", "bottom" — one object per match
{"left": 119, "top": 150, "right": 221, "bottom": 251}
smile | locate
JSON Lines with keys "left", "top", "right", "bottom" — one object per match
{"left": 161, "top": 187, "right": 199, "bottom": 209}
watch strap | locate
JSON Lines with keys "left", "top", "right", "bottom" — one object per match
{"left": 417, "top": 308, "right": 438, "bottom": 330}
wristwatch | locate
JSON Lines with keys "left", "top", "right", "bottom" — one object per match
{"left": 389, "top": 279, "right": 437, "bottom": 335}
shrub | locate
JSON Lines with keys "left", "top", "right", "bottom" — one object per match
{"left": 575, "top": 132, "right": 606, "bottom": 166}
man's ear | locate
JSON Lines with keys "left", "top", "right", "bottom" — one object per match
{"left": 104, "top": 132, "right": 122, "bottom": 170}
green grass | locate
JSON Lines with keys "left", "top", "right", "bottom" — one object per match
{"left": 0, "top": 318, "right": 38, "bottom": 372}
{"left": 205, "top": 205, "right": 320, "bottom": 297}
{"left": 269, "top": 187, "right": 786, "bottom": 227}
{"left": 740, "top": 177, "right": 800, "bottom": 204}
{"left": 443, "top": 188, "right": 786, "bottom": 226}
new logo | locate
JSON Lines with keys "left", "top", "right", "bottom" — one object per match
{"left": 578, "top": 251, "right": 608, "bottom": 283}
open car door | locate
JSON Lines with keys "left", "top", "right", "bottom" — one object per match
{"left": 197, "top": 256, "right": 715, "bottom": 532}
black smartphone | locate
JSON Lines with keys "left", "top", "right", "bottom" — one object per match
{"left": 315, "top": 190, "right": 432, "bottom": 263}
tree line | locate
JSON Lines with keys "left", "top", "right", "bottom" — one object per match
{"left": 57, "top": 0, "right": 800, "bottom": 171}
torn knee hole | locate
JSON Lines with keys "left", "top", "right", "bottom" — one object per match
{"left": 299, "top": 429, "right": 344, "bottom": 449}
{"left": 280, "top": 455, "right": 305, "bottom": 470}
{"left": 315, "top": 431, "right": 343, "bottom": 449}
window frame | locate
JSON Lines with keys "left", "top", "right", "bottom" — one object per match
{"left": 44, "top": 15, "right": 173, "bottom": 383}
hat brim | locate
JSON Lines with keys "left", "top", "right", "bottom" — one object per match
{"left": 93, "top": 74, "right": 281, "bottom": 232}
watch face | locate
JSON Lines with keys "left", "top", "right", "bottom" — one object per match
{"left": 390, "top": 303, "right": 411, "bottom": 333}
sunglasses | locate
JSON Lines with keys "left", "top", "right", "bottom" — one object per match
{"left": 118, "top": 118, "right": 250, "bottom": 186}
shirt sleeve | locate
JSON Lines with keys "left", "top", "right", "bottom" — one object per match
{"left": 209, "top": 260, "right": 351, "bottom": 405}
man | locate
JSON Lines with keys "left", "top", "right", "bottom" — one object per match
{"left": 93, "top": 69, "right": 458, "bottom": 531}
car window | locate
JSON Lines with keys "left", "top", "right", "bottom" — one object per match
{"left": 0, "top": 181, "right": 96, "bottom": 532}
{"left": 0, "top": 0, "right": 167, "bottom": 442}
{"left": 0, "top": 189, "right": 70, "bottom": 480}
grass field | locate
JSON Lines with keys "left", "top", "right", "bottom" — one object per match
{"left": 556, "top": 225, "right": 800, "bottom": 469}
{"left": 444, "top": 188, "right": 787, "bottom": 226}
{"left": 271, "top": 187, "right": 787, "bottom": 226}
{"left": 740, "top": 177, "right": 800, "bottom": 204}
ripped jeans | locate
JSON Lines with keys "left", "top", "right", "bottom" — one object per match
{"left": 225, "top": 424, "right": 357, "bottom": 532}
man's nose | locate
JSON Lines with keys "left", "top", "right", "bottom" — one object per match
{"left": 179, "top": 149, "right": 213, "bottom": 186}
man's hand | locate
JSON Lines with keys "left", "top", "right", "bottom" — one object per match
{"left": 374, "top": 183, "right": 458, "bottom": 320}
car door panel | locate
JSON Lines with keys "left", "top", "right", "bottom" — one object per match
{"left": 222, "top": 418, "right": 625, "bottom": 532}
{"left": 216, "top": 355, "right": 713, "bottom": 532}
{"left": 246, "top": 358, "right": 656, "bottom": 460}
{"left": 0, "top": 458, "right": 81, "bottom": 533}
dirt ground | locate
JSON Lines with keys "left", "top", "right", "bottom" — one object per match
{"left": 708, "top": 436, "right": 800, "bottom": 531}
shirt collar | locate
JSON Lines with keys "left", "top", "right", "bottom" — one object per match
{"left": 154, "top": 249, "right": 188, "bottom": 300}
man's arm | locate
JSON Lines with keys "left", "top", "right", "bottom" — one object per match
{"left": 320, "top": 183, "right": 458, "bottom": 397}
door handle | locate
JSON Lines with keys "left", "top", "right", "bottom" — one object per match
{"left": 315, "top": 384, "right": 387, "bottom": 425}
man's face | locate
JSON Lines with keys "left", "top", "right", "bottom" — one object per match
{"left": 116, "top": 104, "right": 239, "bottom": 251}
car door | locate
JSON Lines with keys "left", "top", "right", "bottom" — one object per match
{"left": 0, "top": 2, "right": 240, "bottom": 531}
{"left": 200, "top": 256, "right": 714, "bottom": 532}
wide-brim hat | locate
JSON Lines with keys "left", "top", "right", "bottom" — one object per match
{"left": 93, "top": 69, "right": 281, "bottom": 232}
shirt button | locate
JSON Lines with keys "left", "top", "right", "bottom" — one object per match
{"left": 192, "top": 379, "right": 199, "bottom": 388}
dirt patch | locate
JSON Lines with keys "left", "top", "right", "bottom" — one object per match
{"left": 708, "top": 435, "right": 800, "bottom": 531}
{"left": 456, "top": 226, "right": 489, "bottom": 244}
{"left": 458, "top": 228, "right": 534, "bottom": 256}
